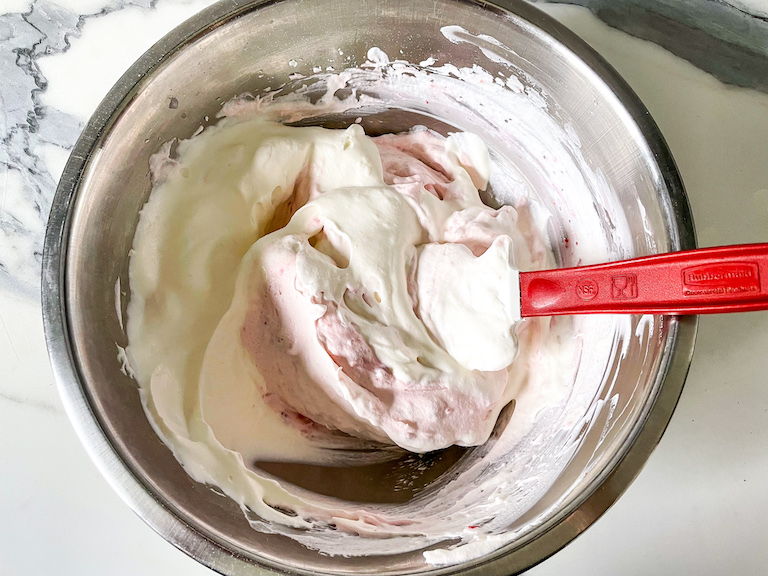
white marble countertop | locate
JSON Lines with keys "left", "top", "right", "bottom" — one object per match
{"left": 1, "top": 1, "right": 767, "bottom": 575}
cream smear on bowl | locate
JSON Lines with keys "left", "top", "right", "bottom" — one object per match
{"left": 124, "top": 26, "right": 641, "bottom": 567}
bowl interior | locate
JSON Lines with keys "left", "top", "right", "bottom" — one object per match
{"left": 58, "top": 0, "right": 693, "bottom": 574}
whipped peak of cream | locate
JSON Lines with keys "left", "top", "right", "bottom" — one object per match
{"left": 417, "top": 236, "right": 522, "bottom": 372}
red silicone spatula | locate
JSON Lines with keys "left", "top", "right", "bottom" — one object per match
{"left": 520, "top": 243, "right": 768, "bottom": 317}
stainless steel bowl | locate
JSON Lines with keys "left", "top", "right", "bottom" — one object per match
{"left": 42, "top": 0, "right": 697, "bottom": 574}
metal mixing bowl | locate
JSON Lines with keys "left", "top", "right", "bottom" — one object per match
{"left": 42, "top": 0, "right": 697, "bottom": 574}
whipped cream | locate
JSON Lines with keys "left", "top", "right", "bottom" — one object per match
{"left": 129, "top": 112, "right": 554, "bottom": 458}
{"left": 124, "top": 33, "right": 638, "bottom": 567}
{"left": 220, "top": 122, "right": 544, "bottom": 455}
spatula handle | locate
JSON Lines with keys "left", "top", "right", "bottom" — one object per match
{"left": 520, "top": 244, "right": 768, "bottom": 316}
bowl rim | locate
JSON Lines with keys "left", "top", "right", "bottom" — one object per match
{"left": 41, "top": 0, "right": 698, "bottom": 574}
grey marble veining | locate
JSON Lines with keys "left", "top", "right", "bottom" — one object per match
{"left": 0, "top": 0, "right": 154, "bottom": 300}
{"left": 533, "top": 0, "right": 768, "bottom": 94}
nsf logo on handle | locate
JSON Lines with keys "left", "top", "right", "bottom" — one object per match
{"left": 576, "top": 278, "right": 599, "bottom": 300}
